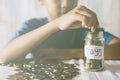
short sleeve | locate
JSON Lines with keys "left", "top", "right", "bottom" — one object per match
{"left": 12, "top": 18, "right": 48, "bottom": 39}
{"left": 99, "top": 28, "right": 116, "bottom": 45}
{"left": 103, "top": 31, "right": 116, "bottom": 45}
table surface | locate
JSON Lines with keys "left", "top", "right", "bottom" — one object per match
{"left": 74, "top": 60, "right": 120, "bottom": 80}
{"left": 0, "top": 59, "right": 120, "bottom": 80}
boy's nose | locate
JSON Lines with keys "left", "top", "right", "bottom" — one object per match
{"left": 61, "top": 0, "right": 68, "bottom": 8}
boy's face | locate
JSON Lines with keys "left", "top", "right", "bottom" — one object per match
{"left": 41, "top": 0, "right": 78, "bottom": 21}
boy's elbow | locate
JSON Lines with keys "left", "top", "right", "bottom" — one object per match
{"left": 0, "top": 54, "right": 10, "bottom": 64}
{"left": 108, "top": 37, "right": 120, "bottom": 45}
{"left": 0, "top": 58, "right": 7, "bottom": 64}
{"left": 0, "top": 51, "right": 11, "bottom": 64}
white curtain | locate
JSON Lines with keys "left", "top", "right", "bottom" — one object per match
{"left": 0, "top": 0, "right": 40, "bottom": 49}
{"left": 0, "top": 0, "right": 120, "bottom": 49}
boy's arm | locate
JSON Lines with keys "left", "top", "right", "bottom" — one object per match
{"left": 0, "top": 6, "right": 99, "bottom": 63}
{"left": 0, "top": 20, "right": 59, "bottom": 63}
{"left": 104, "top": 38, "right": 120, "bottom": 60}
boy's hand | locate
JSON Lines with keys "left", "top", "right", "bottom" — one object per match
{"left": 56, "top": 5, "right": 99, "bottom": 32}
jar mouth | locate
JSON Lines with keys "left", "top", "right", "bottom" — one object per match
{"left": 85, "top": 31, "right": 104, "bottom": 41}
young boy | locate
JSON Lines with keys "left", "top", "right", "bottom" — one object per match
{"left": 0, "top": 0, "right": 120, "bottom": 63}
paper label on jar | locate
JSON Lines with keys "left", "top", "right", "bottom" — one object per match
{"left": 85, "top": 45, "right": 104, "bottom": 59}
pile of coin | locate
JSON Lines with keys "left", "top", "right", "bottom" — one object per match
{"left": 1, "top": 59, "right": 79, "bottom": 80}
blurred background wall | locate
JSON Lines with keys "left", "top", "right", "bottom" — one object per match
{"left": 0, "top": 0, "right": 120, "bottom": 50}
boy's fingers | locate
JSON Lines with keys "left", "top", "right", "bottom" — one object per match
{"left": 91, "top": 27, "right": 95, "bottom": 32}
{"left": 83, "top": 16, "right": 89, "bottom": 28}
{"left": 62, "top": 6, "right": 99, "bottom": 30}
{"left": 90, "top": 20, "right": 99, "bottom": 32}
{"left": 78, "top": 5, "right": 95, "bottom": 15}
{"left": 74, "top": 9, "right": 91, "bottom": 28}
{"left": 75, "top": 6, "right": 99, "bottom": 29}
{"left": 75, "top": 7, "right": 92, "bottom": 17}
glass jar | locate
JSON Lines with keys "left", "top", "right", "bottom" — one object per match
{"left": 84, "top": 31, "right": 104, "bottom": 71}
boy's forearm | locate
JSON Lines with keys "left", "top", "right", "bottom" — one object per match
{"left": 0, "top": 20, "right": 59, "bottom": 63}
{"left": 104, "top": 43, "right": 120, "bottom": 60}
